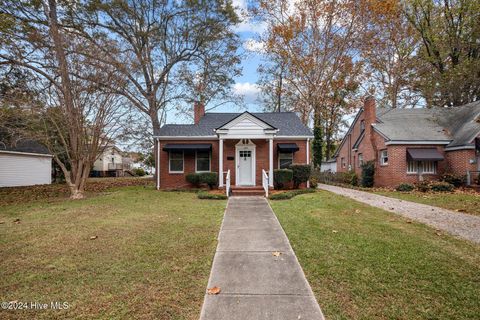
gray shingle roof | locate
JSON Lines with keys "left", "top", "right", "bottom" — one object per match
{"left": 156, "top": 112, "right": 313, "bottom": 137}
{"left": 373, "top": 102, "right": 480, "bottom": 148}
{"left": 0, "top": 139, "right": 50, "bottom": 155}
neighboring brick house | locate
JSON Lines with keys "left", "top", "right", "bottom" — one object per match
{"left": 334, "top": 97, "right": 480, "bottom": 187}
{"left": 153, "top": 103, "right": 313, "bottom": 193}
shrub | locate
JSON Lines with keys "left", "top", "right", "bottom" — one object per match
{"left": 185, "top": 172, "right": 218, "bottom": 189}
{"left": 350, "top": 173, "right": 359, "bottom": 186}
{"left": 396, "top": 183, "right": 414, "bottom": 192}
{"left": 269, "top": 188, "right": 315, "bottom": 200}
{"left": 430, "top": 181, "right": 454, "bottom": 192}
{"left": 199, "top": 172, "right": 218, "bottom": 189}
{"left": 186, "top": 173, "right": 201, "bottom": 187}
{"left": 309, "top": 176, "right": 318, "bottom": 189}
{"left": 273, "top": 169, "right": 293, "bottom": 189}
{"left": 197, "top": 191, "right": 227, "bottom": 200}
{"left": 415, "top": 181, "right": 430, "bottom": 192}
{"left": 290, "top": 164, "right": 312, "bottom": 189}
{"left": 360, "top": 161, "right": 375, "bottom": 187}
{"left": 440, "top": 173, "right": 465, "bottom": 188}
{"left": 134, "top": 168, "right": 146, "bottom": 176}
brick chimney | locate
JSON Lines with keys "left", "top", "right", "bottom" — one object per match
{"left": 364, "top": 96, "right": 376, "bottom": 126}
{"left": 194, "top": 101, "right": 205, "bottom": 124}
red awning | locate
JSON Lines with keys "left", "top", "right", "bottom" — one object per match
{"left": 407, "top": 148, "right": 444, "bottom": 161}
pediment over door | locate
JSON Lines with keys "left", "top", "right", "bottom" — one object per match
{"left": 215, "top": 112, "right": 278, "bottom": 139}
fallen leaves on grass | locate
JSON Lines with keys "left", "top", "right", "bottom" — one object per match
{"left": 406, "top": 220, "right": 413, "bottom": 224}
{"left": 207, "top": 286, "right": 221, "bottom": 295}
{"left": 332, "top": 230, "right": 338, "bottom": 233}
{"left": 89, "top": 236, "right": 98, "bottom": 240}
{"left": 13, "top": 218, "right": 21, "bottom": 224}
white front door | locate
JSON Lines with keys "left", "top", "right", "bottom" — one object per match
{"left": 238, "top": 149, "right": 254, "bottom": 185}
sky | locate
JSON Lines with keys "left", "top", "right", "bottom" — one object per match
{"left": 212, "top": 0, "right": 266, "bottom": 113}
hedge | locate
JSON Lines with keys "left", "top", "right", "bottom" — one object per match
{"left": 273, "top": 169, "right": 293, "bottom": 189}
{"left": 197, "top": 191, "right": 227, "bottom": 200}
{"left": 269, "top": 188, "right": 315, "bottom": 200}
{"left": 185, "top": 172, "right": 218, "bottom": 189}
{"left": 290, "top": 164, "right": 311, "bottom": 188}
{"left": 360, "top": 161, "right": 375, "bottom": 187}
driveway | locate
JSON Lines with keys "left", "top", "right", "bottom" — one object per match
{"left": 318, "top": 184, "right": 480, "bottom": 244}
{"left": 200, "top": 196, "right": 324, "bottom": 320}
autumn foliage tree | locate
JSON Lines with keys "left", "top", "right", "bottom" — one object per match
{"left": 254, "top": 0, "right": 365, "bottom": 163}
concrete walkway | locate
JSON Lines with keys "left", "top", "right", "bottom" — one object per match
{"left": 200, "top": 196, "right": 324, "bottom": 320}
{"left": 319, "top": 184, "right": 480, "bottom": 244}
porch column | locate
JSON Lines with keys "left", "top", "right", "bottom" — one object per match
{"left": 156, "top": 139, "right": 160, "bottom": 190}
{"left": 219, "top": 138, "right": 224, "bottom": 187}
{"left": 269, "top": 138, "right": 274, "bottom": 187}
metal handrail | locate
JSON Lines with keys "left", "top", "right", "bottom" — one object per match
{"left": 262, "top": 169, "right": 269, "bottom": 198}
{"left": 226, "top": 170, "right": 231, "bottom": 197}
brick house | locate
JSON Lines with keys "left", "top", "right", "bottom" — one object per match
{"left": 153, "top": 104, "right": 313, "bottom": 193}
{"left": 334, "top": 97, "right": 480, "bottom": 187}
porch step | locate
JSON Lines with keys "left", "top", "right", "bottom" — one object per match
{"left": 231, "top": 187, "right": 265, "bottom": 197}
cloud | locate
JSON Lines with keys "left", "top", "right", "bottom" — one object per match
{"left": 231, "top": 0, "right": 267, "bottom": 34}
{"left": 234, "top": 82, "right": 261, "bottom": 104}
{"left": 243, "top": 39, "right": 265, "bottom": 53}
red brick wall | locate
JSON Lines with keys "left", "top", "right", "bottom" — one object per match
{"left": 158, "top": 139, "right": 219, "bottom": 189}
{"left": 445, "top": 149, "right": 477, "bottom": 175}
{"left": 158, "top": 138, "right": 308, "bottom": 189}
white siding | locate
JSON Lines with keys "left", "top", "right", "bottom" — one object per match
{"left": 226, "top": 118, "right": 268, "bottom": 137}
{"left": 320, "top": 161, "right": 337, "bottom": 173}
{"left": 0, "top": 153, "right": 52, "bottom": 187}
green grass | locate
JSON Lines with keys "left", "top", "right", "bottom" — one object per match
{"left": 270, "top": 191, "right": 480, "bottom": 320}
{"left": 0, "top": 186, "right": 226, "bottom": 320}
{"left": 373, "top": 190, "right": 480, "bottom": 216}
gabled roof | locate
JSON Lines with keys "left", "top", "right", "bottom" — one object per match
{"left": 333, "top": 101, "right": 480, "bottom": 158}
{"left": 374, "top": 102, "right": 480, "bottom": 148}
{"left": 156, "top": 112, "right": 313, "bottom": 137}
{"left": 215, "top": 111, "right": 277, "bottom": 130}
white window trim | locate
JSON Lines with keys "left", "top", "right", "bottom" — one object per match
{"left": 195, "top": 150, "right": 211, "bottom": 173}
{"left": 358, "top": 154, "right": 363, "bottom": 167}
{"left": 169, "top": 151, "right": 184, "bottom": 173}
{"left": 278, "top": 152, "right": 294, "bottom": 169}
{"left": 341, "top": 157, "right": 346, "bottom": 168}
{"left": 380, "top": 150, "right": 388, "bottom": 165}
{"left": 407, "top": 160, "right": 437, "bottom": 174}
{"left": 407, "top": 160, "right": 418, "bottom": 174}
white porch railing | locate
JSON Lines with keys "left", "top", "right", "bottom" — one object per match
{"left": 262, "top": 169, "right": 269, "bottom": 198}
{"left": 225, "top": 169, "right": 231, "bottom": 197}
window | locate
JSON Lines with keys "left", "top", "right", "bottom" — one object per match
{"left": 341, "top": 157, "right": 346, "bottom": 168}
{"left": 169, "top": 151, "right": 184, "bottom": 173}
{"left": 360, "top": 120, "right": 365, "bottom": 131}
{"left": 423, "top": 161, "right": 436, "bottom": 174}
{"left": 407, "top": 161, "right": 437, "bottom": 174}
{"left": 196, "top": 151, "right": 210, "bottom": 172}
{"left": 358, "top": 154, "right": 364, "bottom": 167}
{"left": 407, "top": 161, "right": 418, "bottom": 174}
{"left": 380, "top": 150, "right": 388, "bottom": 165}
{"left": 239, "top": 150, "right": 252, "bottom": 159}
{"left": 278, "top": 152, "right": 293, "bottom": 169}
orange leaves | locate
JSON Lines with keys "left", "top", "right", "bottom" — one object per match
{"left": 207, "top": 286, "right": 221, "bottom": 295}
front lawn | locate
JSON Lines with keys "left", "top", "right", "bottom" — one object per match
{"left": 373, "top": 190, "right": 480, "bottom": 216}
{"left": 0, "top": 187, "right": 225, "bottom": 319}
{"left": 271, "top": 191, "right": 480, "bottom": 319}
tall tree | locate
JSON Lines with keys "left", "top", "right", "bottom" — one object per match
{"left": 361, "top": 0, "right": 422, "bottom": 108}
{"left": 73, "top": 0, "right": 241, "bottom": 137}
{"left": 254, "top": 0, "right": 365, "bottom": 163}
{"left": 404, "top": 0, "right": 480, "bottom": 106}
{"left": 0, "top": 0, "right": 127, "bottom": 198}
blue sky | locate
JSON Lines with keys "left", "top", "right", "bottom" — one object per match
{"left": 213, "top": 0, "right": 267, "bottom": 113}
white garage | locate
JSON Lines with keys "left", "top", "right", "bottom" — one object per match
{"left": 0, "top": 150, "right": 52, "bottom": 187}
